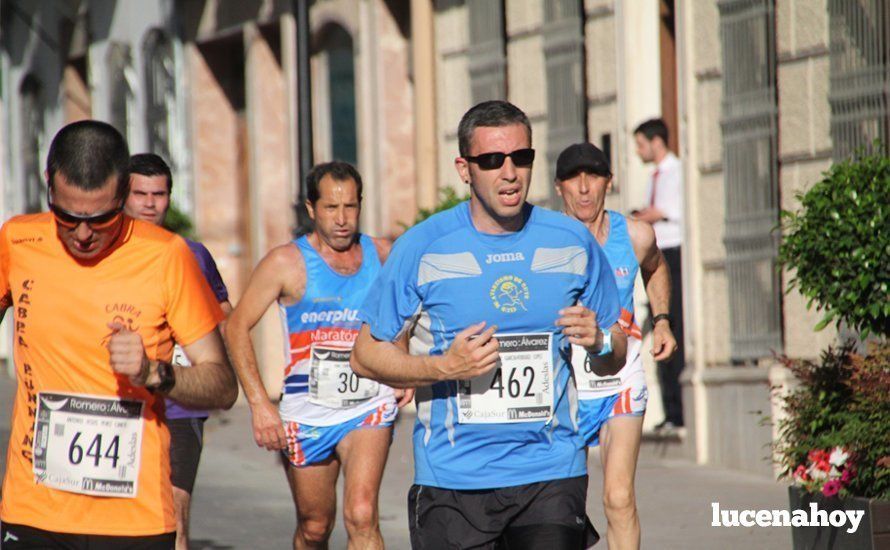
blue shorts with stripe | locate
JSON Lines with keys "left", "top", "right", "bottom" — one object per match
{"left": 281, "top": 403, "right": 396, "bottom": 467}
{"left": 578, "top": 394, "right": 621, "bottom": 448}
{"left": 579, "top": 373, "right": 649, "bottom": 447}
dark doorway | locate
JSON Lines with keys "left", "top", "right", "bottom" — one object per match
{"left": 659, "top": 0, "right": 678, "bottom": 153}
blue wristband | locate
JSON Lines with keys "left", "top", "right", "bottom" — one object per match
{"left": 596, "top": 328, "right": 613, "bottom": 356}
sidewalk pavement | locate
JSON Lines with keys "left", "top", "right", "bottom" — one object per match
{"left": 0, "top": 374, "right": 792, "bottom": 549}
{"left": 187, "top": 404, "right": 791, "bottom": 549}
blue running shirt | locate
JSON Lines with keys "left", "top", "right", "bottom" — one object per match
{"left": 574, "top": 211, "right": 645, "bottom": 399}
{"left": 279, "top": 234, "right": 395, "bottom": 426}
{"left": 360, "top": 202, "right": 620, "bottom": 489}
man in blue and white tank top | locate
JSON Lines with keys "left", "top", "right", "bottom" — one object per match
{"left": 352, "top": 101, "right": 627, "bottom": 549}
{"left": 555, "top": 142, "right": 678, "bottom": 550}
{"left": 225, "top": 162, "right": 412, "bottom": 550}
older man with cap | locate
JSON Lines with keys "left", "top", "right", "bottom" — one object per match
{"left": 555, "top": 142, "right": 677, "bottom": 550}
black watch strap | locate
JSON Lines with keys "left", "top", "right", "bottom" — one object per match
{"left": 147, "top": 361, "right": 176, "bottom": 394}
{"left": 652, "top": 313, "right": 671, "bottom": 326}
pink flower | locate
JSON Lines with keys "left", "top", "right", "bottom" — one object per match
{"left": 822, "top": 479, "right": 841, "bottom": 497}
{"left": 841, "top": 468, "right": 854, "bottom": 485}
{"left": 794, "top": 465, "right": 809, "bottom": 481}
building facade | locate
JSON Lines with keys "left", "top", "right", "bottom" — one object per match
{"left": 2, "top": 0, "right": 886, "bottom": 476}
{"left": 0, "top": 0, "right": 419, "bottom": 388}
{"left": 425, "top": 0, "right": 887, "bottom": 476}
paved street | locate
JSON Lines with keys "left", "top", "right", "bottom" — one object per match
{"left": 1, "top": 378, "right": 792, "bottom": 549}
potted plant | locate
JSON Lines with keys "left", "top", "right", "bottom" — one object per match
{"left": 776, "top": 145, "right": 889, "bottom": 549}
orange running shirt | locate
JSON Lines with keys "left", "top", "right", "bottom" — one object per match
{"left": 0, "top": 213, "right": 224, "bottom": 536}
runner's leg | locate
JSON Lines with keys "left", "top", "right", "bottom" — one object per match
{"left": 336, "top": 425, "right": 392, "bottom": 550}
{"left": 168, "top": 417, "right": 205, "bottom": 550}
{"left": 172, "top": 487, "right": 191, "bottom": 550}
{"left": 599, "top": 415, "right": 644, "bottom": 550}
{"left": 286, "top": 455, "right": 341, "bottom": 550}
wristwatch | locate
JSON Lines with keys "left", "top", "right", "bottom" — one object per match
{"left": 147, "top": 361, "right": 176, "bottom": 394}
{"left": 653, "top": 313, "right": 672, "bottom": 326}
{"left": 596, "top": 328, "right": 613, "bottom": 356}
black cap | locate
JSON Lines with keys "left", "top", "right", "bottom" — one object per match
{"left": 555, "top": 142, "right": 612, "bottom": 180}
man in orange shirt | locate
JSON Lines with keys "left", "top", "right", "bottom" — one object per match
{"left": 0, "top": 120, "right": 238, "bottom": 549}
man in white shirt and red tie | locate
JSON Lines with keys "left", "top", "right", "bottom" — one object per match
{"left": 631, "top": 118, "right": 685, "bottom": 432}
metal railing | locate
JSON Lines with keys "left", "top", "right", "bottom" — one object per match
{"left": 828, "top": 0, "right": 889, "bottom": 160}
{"left": 468, "top": 0, "right": 506, "bottom": 103}
{"left": 718, "top": 0, "right": 783, "bottom": 363}
{"left": 544, "top": 0, "right": 586, "bottom": 204}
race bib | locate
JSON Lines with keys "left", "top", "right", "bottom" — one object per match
{"left": 33, "top": 392, "right": 144, "bottom": 498}
{"left": 571, "top": 343, "right": 621, "bottom": 390}
{"left": 171, "top": 344, "right": 190, "bottom": 367}
{"left": 309, "top": 344, "right": 379, "bottom": 409}
{"left": 458, "top": 333, "right": 553, "bottom": 424}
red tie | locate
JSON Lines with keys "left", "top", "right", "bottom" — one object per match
{"left": 649, "top": 169, "right": 660, "bottom": 207}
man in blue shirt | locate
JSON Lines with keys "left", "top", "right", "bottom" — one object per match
{"left": 352, "top": 100, "right": 627, "bottom": 549}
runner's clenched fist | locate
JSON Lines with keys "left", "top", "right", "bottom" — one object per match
{"left": 438, "top": 321, "right": 500, "bottom": 380}
{"left": 107, "top": 321, "right": 152, "bottom": 386}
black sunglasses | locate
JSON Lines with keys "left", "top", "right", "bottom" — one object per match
{"left": 46, "top": 186, "right": 124, "bottom": 229}
{"left": 464, "top": 148, "right": 535, "bottom": 170}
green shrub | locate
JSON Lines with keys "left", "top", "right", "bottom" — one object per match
{"left": 778, "top": 145, "right": 889, "bottom": 338}
{"left": 162, "top": 202, "right": 195, "bottom": 240}
{"left": 403, "top": 187, "right": 470, "bottom": 228}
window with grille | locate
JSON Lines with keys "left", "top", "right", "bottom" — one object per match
{"left": 107, "top": 42, "right": 133, "bottom": 142}
{"left": 19, "top": 75, "right": 43, "bottom": 214}
{"left": 144, "top": 29, "right": 174, "bottom": 164}
{"left": 718, "top": 0, "right": 783, "bottom": 362}
{"left": 828, "top": 0, "right": 889, "bottom": 160}
{"left": 467, "top": 0, "right": 506, "bottom": 103}
{"left": 544, "top": 0, "right": 586, "bottom": 203}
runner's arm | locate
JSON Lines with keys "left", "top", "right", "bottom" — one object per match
{"left": 217, "top": 300, "right": 233, "bottom": 338}
{"left": 108, "top": 324, "right": 236, "bottom": 409}
{"left": 628, "top": 219, "right": 677, "bottom": 361}
{"left": 587, "top": 322, "right": 627, "bottom": 376}
{"left": 558, "top": 308, "right": 627, "bottom": 377}
{"left": 225, "top": 245, "right": 303, "bottom": 450}
{"left": 631, "top": 206, "right": 665, "bottom": 224}
{"left": 168, "top": 328, "right": 238, "bottom": 409}
{"left": 352, "top": 321, "right": 500, "bottom": 388}
{"left": 225, "top": 246, "right": 301, "bottom": 408}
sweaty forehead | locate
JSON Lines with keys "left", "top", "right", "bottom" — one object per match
{"left": 317, "top": 175, "right": 359, "bottom": 202}
{"left": 469, "top": 124, "right": 530, "bottom": 155}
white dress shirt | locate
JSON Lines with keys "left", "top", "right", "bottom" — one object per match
{"left": 646, "top": 152, "right": 683, "bottom": 248}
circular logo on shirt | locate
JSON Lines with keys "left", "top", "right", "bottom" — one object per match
{"left": 490, "top": 275, "right": 529, "bottom": 313}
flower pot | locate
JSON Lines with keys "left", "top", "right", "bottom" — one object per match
{"left": 789, "top": 486, "right": 890, "bottom": 549}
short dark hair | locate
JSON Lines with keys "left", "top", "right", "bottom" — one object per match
{"left": 46, "top": 120, "right": 130, "bottom": 198}
{"left": 633, "top": 118, "right": 669, "bottom": 144}
{"left": 306, "top": 161, "right": 363, "bottom": 205}
{"left": 128, "top": 153, "right": 173, "bottom": 192}
{"left": 457, "top": 100, "right": 532, "bottom": 157}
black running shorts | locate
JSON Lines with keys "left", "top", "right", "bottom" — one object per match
{"left": 0, "top": 523, "right": 175, "bottom": 549}
{"left": 167, "top": 417, "right": 205, "bottom": 493}
{"left": 408, "top": 475, "right": 599, "bottom": 549}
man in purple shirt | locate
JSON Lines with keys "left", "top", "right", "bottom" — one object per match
{"left": 125, "top": 153, "right": 232, "bottom": 550}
